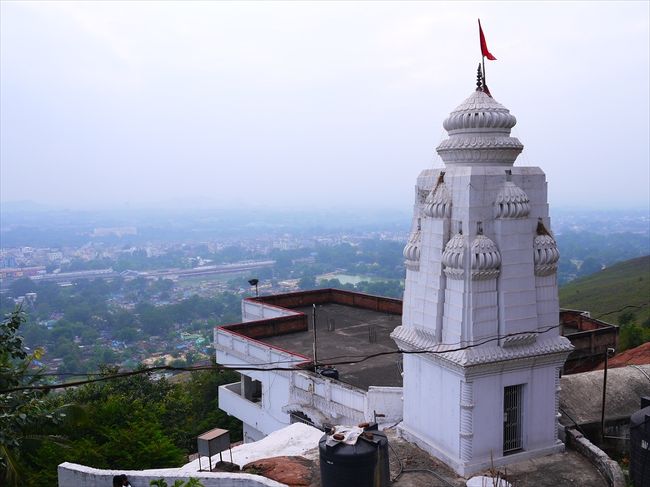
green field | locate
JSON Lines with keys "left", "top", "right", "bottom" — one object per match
{"left": 559, "top": 255, "right": 650, "bottom": 326}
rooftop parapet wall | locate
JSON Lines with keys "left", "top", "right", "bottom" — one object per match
{"left": 247, "top": 288, "right": 403, "bottom": 315}
{"left": 226, "top": 315, "right": 309, "bottom": 340}
{"left": 221, "top": 289, "right": 402, "bottom": 343}
{"left": 560, "top": 309, "right": 619, "bottom": 374}
{"left": 214, "top": 327, "right": 310, "bottom": 367}
{"left": 561, "top": 309, "right": 618, "bottom": 334}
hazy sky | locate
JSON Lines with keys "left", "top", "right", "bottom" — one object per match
{"left": 1, "top": 1, "right": 649, "bottom": 211}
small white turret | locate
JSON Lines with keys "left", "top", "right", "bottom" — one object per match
{"left": 442, "top": 231, "right": 465, "bottom": 279}
{"left": 403, "top": 229, "right": 421, "bottom": 270}
{"left": 425, "top": 174, "right": 452, "bottom": 219}
{"left": 495, "top": 172, "right": 530, "bottom": 219}
{"left": 534, "top": 220, "right": 560, "bottom": 276}
{"left": 470, "top": 233, "right": 501, "bottom": 280}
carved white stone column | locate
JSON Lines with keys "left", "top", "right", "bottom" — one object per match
{"left": 460, "top": 381, "right": 474, "bottom": 462}
{"left": 555, "top": 367, "right": 562, "bottom": 438}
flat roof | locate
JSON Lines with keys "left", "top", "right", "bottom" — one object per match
{"left": 261, "top": 302, "right": 403, "bottom": 390}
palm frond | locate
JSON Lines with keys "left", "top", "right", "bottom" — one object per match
{"left": 0, "top": 442, "right": 24, "bottom": 487}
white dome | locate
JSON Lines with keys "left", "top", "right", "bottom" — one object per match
{"left": 470, "top": 235, "right": 501, "bottom": 280}
{"left": 424, "top": 181, "right": 452, "bottom": 218}
{"left": 442, "top": 91, "right": 517, "bottom": 133}
{"left": 436, "top": 90, "right": 523, "bottom": 166}
{"left": 442, "top": 233, "right": 466, "bottom": 279}
{"left": 534, "top": 234, "right": 560, "bottom": 276}
{"left": 495, "top": 181, "right": 531, "bottom": 219}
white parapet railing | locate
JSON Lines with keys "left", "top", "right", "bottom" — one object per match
{"left": 365, "top": 386, "right": 403, "bottom": 424}
{"left": 288, "top": 371, "right": 367, "bottom": 425}
{"left": 287, "top": 374, "right": 404, "bottom": 427}
{"left": 241, "top": 300, "right": 301, "bottom": 322}
{"left": 58, "top": 462, "right": 288, "bottom": 487}
{"left": 214, "top": 327, "right": 308, "bottom": 368}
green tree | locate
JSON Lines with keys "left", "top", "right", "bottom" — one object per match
{"left": 8, "top": 278, "right": 37, "bottom": 299}
{"left": 618, "top": 311, "right": 636, "bottom": 326}
{"left": 298, "top": 275, "right": 316, "bottom": 290}
{"left": 0, "top": 310, "right": 67, "bottom": 486}
{"left": 619, "top": 323, "right": 650, "bottom": 351}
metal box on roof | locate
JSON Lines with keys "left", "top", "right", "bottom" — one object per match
{"left": 197, "top": 428, "right": 230, "bottom": 471}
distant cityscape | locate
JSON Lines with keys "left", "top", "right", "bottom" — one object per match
{"left": 0, "top": 207, "right": 648, "bottom": 378}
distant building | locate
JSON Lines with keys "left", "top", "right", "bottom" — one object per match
{"left": 560, "top": 364, "right": 650, "bottom": 446}
{"left": 0, "top": 266, "right": 46, "bottom": 280}
{"left": 560, "top": 309, "right": 618, "bottom": 373}
{"left": 91, "top": 226, "right": 137, "bottom": 237}
{"left": 47, "top": 251, "right": 64, "bottom": 262}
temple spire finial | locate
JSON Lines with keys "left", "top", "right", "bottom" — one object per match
{"left": 476, "top": 63, "right": 483, "bottom": 92}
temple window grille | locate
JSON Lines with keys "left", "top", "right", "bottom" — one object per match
{"left": 503, "top": 384, "right": 524, "bottom": 454}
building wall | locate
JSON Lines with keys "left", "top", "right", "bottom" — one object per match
{"left": 401, "top": 354, "right": 461, "bottom": 459}
{"left": 216, "top": 353, "right": 293, "bottom": 440}
{"left": 561, "top": 310, "right": 619, "bottom": 374}
{"left": 365, "top": 386, "right": 403, "bottom": 424}
{"left": 242, "top": 300, "right": 300, "bottom": 322}
{"left": 243, "top": 289, "right": 402, "bottom": 318}
{"left": 57, "top": 462, "right": 287, "bottom": 487}
{"left": 215, "top": 323, "right": 403, "bottom": 439}
{"left": 400, "top": 354, "right": 564, "bottom": 475}
{"left": 471, "top": 364, "right": 560, "bottom": 461}
{"left": 243, "top": 423, "right": 266, "bottom": 443}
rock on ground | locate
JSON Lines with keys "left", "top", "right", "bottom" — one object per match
{"left": 243, "top": 455, "right": 318, "bottom": 487}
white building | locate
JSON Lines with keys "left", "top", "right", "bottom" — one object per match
{"left": 391, "top": 76, "right": 574, "bottom": 475}
{"left": 214, "top": 290, "right": 404, "bottom": 443}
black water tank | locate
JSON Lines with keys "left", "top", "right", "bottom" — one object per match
{"left": 630, "top": 405, "right": 650, "bottom": 487}
{"left": 319, "top": 429, "right": 390, "bottom": 487}
{"left": 319, "top": 366, "right": 339, "bottom": 381}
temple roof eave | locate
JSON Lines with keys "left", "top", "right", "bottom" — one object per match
{"left": 391, "top": 325, "right": 574, "bottom": 371}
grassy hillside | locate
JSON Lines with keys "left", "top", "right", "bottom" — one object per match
{"left": 559, "top": 255, "right": 650, "bottom": 326}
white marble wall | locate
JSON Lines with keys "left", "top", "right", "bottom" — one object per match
{"left": 396, "top": 162, "right": 571, "bottom": 475}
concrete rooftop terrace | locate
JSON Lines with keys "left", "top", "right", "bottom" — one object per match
{"left": 264, "top": 303, "right": 403, "bottom": 389}
{"left": 224, "top": 289, "right": 404, "bottom": 390}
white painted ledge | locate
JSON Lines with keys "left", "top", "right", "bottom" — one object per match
{"left": 58, "top": 462, "right": 288, "bottom": 487}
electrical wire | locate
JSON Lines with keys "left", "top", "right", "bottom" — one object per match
{"left": 388, "top": 441, "right": 404, "bottom": 481}
{"left": 594, "top": 303, "right": 648, "bottom": 319}
{"left": 558, "top": 406, "right": 588, "bottom": 437}
{"left": 22, "top": 319, "right": 565, "bottom": 378}
{"left": 18, "top": 297, "right": 635, "bottom": 374}
{"left": 630, "top": 364, "right": 650, "bottom": 383}
{"left": 6, "top": 300, "right": 633, "bottom": 394}
{"left": 388, "top": 440, "right": 457, "bottom": 487}
{"left": 397, "top": 468, "right": 458, "bottom": 487}
{"left": 4, "top": 321, "right": 567, "bottom": 393}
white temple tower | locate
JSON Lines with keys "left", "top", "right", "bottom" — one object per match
{"left": 391, "top": 73, "right": 574, "bottom": 476}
